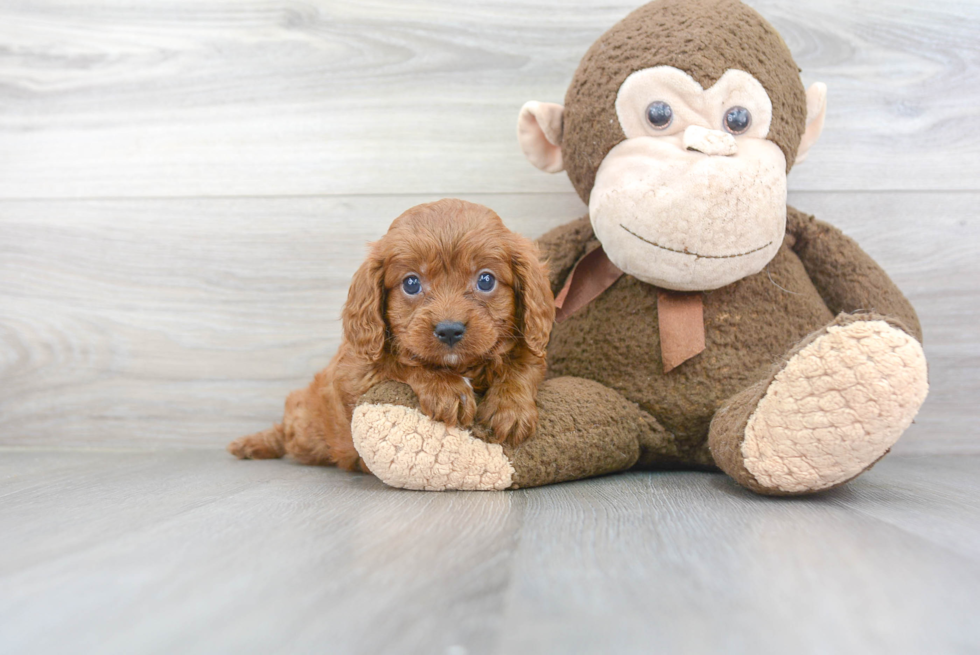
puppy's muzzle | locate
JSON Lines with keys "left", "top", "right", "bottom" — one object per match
{"left": 434, "top": 321, "right": 466, "bottom": 348}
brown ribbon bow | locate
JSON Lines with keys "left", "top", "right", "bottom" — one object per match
{"left": 554, "top": 246, "right": 705, "bottom": 372}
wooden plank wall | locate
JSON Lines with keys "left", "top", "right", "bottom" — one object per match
{"left": 1, "top": 0, "right": 978, "bottom": 453}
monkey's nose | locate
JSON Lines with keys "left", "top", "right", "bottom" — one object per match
{"left": 434, "top": 321, "right": 466, "bottom": 347}
{"left": 684, "top": 125, "right": 737, "bottom": 157}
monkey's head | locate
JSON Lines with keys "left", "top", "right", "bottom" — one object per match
{"left": 518, "top": 0, "right": 827, "bottom": 291}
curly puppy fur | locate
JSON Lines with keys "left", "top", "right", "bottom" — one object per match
{"left": 228, "top": 199, "right": 555, "bottom": 472}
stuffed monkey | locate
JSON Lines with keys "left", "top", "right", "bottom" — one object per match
{"left": 350, "top": 0, "right": 928, "bottom": 495}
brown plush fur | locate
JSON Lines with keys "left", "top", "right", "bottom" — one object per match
{"left": 562, "top": 0, "right": 807, "bottom": 203}
{"left": 535, "top": 206, "right": 921, "bottom": 471}
{"left": 543, "top": 208, "right": 832, "bottom": 462}
{"left": 228, "top": 199, "right": 555, "bottom": 471}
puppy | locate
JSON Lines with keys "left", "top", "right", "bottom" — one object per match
{"left": 227, "top": 199, "right": 555, "bottom": 472}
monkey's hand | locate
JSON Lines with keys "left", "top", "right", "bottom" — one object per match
{"left": 411, "top": 372, "right": 477, "bottom": 429}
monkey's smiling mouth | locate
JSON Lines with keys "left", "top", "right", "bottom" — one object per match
{"left": 620, "top": 224, "right": 773, "bottom": 260}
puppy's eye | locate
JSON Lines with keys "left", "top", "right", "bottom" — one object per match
{"left": 402, "top": 275, "right": 421, "bottom": 295}
{"left": 476, "top": 272, "right": 496, "bottom": 292}
{"left": 724, "top": 106, "right": 751, "bottom": 134}
{"left": 646, "top": 101, "right": 672, "bottom": 129}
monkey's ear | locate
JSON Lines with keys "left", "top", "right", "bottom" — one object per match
{"left": 795, "top": 83, "right": 827, "bottom": 165}
{"left": 517, "top": 101, "right": 565, "bottom": 173}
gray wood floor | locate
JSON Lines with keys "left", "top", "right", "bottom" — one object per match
{"left": 1, "top": 450, "right": 978, "bottom": 655}
{"left": 2, "top": 1, "right": 979, "bottom": 653}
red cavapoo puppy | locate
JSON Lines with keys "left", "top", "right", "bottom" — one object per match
{"left": 228, "top": 199, "right": 555, "bottom": 472}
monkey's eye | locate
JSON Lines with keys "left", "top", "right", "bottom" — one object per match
{"left": 724, "top": 106, "right": 751, "bottom": 134}
{"left": 646, "top": 101, "right": 673, "bottom": 129}
{"left": 476, "top": 272, "right": 496, "bottom": 292}
{"left": 402, "top": 275, "right": 422, "bottom": 295}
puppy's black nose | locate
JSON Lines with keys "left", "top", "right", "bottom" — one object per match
{"left": 434, "top": 321, "right": 466, "bottom": 347}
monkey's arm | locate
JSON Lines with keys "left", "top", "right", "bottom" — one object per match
{"left": 534, "top": 215, "right": 595, "bottom": 295}
{"left": 786, "top": 206, "right": 922, "bottom": 342}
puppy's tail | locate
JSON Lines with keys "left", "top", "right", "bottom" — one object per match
{"left": 227, "top": 424, "right": 286, "bottom": 460}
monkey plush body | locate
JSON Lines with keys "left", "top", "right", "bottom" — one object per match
{"left": 532, "top": 209, "right": 923, "bottom": 493}
{"left": 350, "top": 0, "right": 929, "bottom": 495}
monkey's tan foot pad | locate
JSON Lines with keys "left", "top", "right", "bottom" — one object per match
{"left": 351, "top": 399, "right": 515, "bottom": 492}
{"left": 712, "top": 319, "right": 928, "bottom": 495}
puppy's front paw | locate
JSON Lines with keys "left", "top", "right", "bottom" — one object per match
{"left": 477, "top": 392, "right": 538, "bottom": 447}
{"left": 416, "top": 377, "right": 477, "bottom": 428}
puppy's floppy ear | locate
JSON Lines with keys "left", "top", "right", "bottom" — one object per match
{"left": 511, "top": 235, "right": 556, "bottom": 359}
{"left": 342, "top": 247, "right": 387, "bottom": 361}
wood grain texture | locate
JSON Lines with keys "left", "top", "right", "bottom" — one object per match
{"left": 0, "top": 450, "right": 977, "bottom": 654}
{"left": 0, "top": 0, "right": 978, "bottom": 198}
{"left": 499, "top": 467, "right": 980, "bottom": 655}
{"left": 1, "top": 191, "right": 976, "bottom": 453}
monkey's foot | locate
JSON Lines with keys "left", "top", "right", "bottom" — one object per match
{"left": 710, "top": 317, "right": 928, "bottom": 495}
{"left": 351, "top": 378, "right": 649, "bottom": 491}
{"left": 709, "top": 315, "right": 929, "bottom": 495}
{"left": 351, "top": 382, "right": 515, "bottom": 491}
